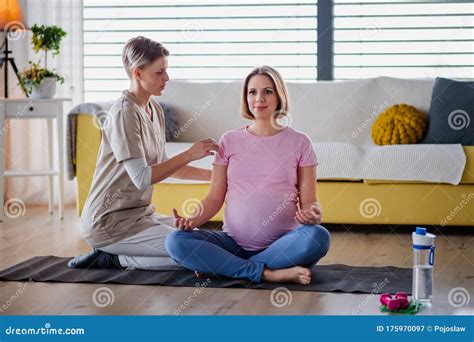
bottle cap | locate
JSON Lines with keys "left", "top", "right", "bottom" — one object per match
{"left": 415, "top": 227, "right": 426, "bottom": 235}
{"left": 413, "top": 226, "right": 436, "bottom": 248}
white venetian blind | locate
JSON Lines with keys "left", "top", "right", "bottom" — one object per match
{"left": 333, "top": 0, "right": 474, "bottom": 80}
{"left": 83, "top": 0, "right": 318, "bottom": 102}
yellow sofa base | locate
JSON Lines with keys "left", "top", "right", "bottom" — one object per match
{"left": 148, "top": 182, "right": 473, "bottom": 226}
{"left": 76, "top": 115, "right": 473, "bottom": 226}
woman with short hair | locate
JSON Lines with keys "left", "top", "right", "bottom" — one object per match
{"left": 68, "top": 36, "right": 218, "bottom": 271}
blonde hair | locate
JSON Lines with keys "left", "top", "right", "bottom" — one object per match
{"left": 240, "top": 65, "right": 290, "bottom": 120}
{"left": 122, "top": 36, "right": 169, "bottom": 79}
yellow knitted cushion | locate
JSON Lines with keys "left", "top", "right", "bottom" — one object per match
{"left": 371, "top": 104, "right": 427, "bottom": 145}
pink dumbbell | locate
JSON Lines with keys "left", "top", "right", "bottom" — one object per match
{"left": 380, "top": 293, "right": 400, "bottom": 310}
{"left": 395, "top": 292, "right": 409, "bottom": 309}
{"left": 380, "top": 292, "right": 409, "bottom": 310}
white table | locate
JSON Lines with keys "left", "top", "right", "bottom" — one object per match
{"left": 0, "top": 98, "right": 71, "bottom": 221}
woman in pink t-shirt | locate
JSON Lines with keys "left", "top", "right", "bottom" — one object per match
{"left": 166, "top": 66, "right": 330, "bottom": 284}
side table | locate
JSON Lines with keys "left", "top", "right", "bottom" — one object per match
{"left": 0, "top": 98, "right": 71, "bottom": 221}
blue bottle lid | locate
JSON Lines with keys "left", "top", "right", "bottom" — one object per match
{"left": 416, "top": 227, "right": 427, "bottom": 235}
{"left": 413, "top": 226, "right": 436, "bottom": 248}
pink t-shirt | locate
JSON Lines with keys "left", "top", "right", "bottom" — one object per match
{"left": 213, "top": 126, "right": 318, "bottom": 251}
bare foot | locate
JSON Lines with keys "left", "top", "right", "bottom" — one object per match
{"left": 262, "top": 266, "right": 312, "bottom": 285}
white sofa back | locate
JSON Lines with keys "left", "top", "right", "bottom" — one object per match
{"left": 159, "top": 77, "right": 435, "bottom": 146}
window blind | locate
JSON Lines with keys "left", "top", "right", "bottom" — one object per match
{"left": 333, "top": 0, "right": 474, "bottom": 80}
{"left": 83, "top": 0, "right": 318, "bottom": 102}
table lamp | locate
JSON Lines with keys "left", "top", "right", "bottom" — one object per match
{"left": 0, "top": 0, "right": 27, "bottom": 98}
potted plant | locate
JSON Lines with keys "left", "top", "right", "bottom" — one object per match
{"left": 17, "top": 24, "right": 67, "bottom": 98}
{"left": 18, "top": 61, "right": 64, "bottom": 98}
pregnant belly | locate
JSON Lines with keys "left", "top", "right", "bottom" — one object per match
{"left": 223, "top": 194, "right": 299, "bottom": 250}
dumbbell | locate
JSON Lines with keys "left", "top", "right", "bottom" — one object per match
{"left": 380, "top": 292, "right": 409, "bottom": 310}
{"left": 395, "top": 292, "right": 409, "bottom": 308}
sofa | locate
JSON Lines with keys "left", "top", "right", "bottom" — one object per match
{"left": 73, "top": 77, "right": 473, "bottom": 226}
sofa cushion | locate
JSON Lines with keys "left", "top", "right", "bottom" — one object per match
{"left": 159, "top": 77, "right": 436, "bottom": 146}
{"left": 371, "top": 104, "right": 427, "bottom": 145}
{"left": 160, "top": 102, "right": 180, "bottom": 142}
{"left": 423, "top": 77, "right": 474, "bottom": 145}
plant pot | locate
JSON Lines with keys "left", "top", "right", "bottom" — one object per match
{"left": 31, "top": 77, "right": 57, "bottom": 98}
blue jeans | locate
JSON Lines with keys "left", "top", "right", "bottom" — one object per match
{"left": 165, "top": 224, "right": 331, "bottom": 283}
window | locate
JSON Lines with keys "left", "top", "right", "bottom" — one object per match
{"left": 83, "top": 0, "right": 474, "bottom": 101}
{"left": 83, "top": 0, "right": 318, "bottom": 102}
{"left": 333, "top": 0, "right": 474, "bottom": 80}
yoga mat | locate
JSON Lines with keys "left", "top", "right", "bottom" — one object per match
{"left": 0, "top": 256, "right": 412, "bottom": 294}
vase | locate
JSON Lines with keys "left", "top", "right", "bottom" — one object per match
{"left": 31, "top": 77, "right": 57, "bottom": 98}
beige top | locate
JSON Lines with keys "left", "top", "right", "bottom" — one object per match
{"left": 80, "top": 90, "right": 168, "bottom": 248}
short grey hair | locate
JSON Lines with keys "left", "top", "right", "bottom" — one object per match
{"left": 122, "top": 36, "right": 169, "bottom": 78}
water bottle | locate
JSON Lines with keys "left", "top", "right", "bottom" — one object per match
{"left": 412, "top": 227, "right": 436, "bottom": 302}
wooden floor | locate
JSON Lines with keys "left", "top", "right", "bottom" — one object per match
{"left": 0, "top": 206, "right": 472, "bottom": 315}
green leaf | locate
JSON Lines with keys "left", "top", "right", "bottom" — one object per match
{"left": 30, "top": 24, "right": 67, "bottom": 55}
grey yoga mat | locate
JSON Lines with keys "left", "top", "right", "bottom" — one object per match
{"left": 0, "top": 256, "right": 412, "bottom": 294}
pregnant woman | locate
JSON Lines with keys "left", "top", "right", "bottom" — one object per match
{"left": 68, "top": 36, "right": 218, "bottom": 270}
{"left": 166, "top": 66, "right": 330, "bottom": 284}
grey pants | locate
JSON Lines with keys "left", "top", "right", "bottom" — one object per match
{"left": 99, "top": 219, "right": 186, "bottom": 271}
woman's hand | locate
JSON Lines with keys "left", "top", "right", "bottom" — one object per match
{"left": 295, "top": 203, "right": 322, "bottom": 225}
{"left": 172, "top": 208, "right": 194, "bottom": 230}
{"left": 185, "top": 139, "right": 219, "bottom": 161}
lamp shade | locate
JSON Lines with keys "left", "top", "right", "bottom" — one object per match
{"left": 0, "top": 0, "right": 26, "bottom": 30}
